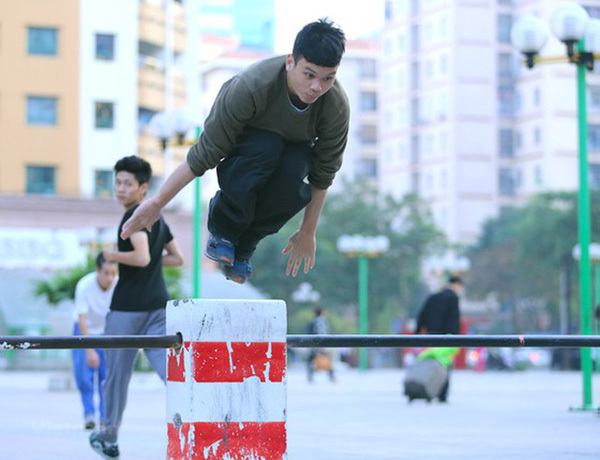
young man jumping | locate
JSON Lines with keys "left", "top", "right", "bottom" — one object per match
{"left": 121, "top": 18, "right": 349, "bottom": 284}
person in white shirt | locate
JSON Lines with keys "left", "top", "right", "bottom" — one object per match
{"left": 73, "top": 253, "right": 118, "bottom": 430}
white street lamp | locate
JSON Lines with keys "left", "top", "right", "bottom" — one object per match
{"left": 550, "top": 2, "right": 590, "bottom": 58}
{"left": 510, "top": 15, "right": 549, "bottom": 68}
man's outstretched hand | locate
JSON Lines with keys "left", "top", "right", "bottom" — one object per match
{"left": 120, "top": 197, "right": 162, "bottom": 240}
{"left": 282, "top": 229, "right": 316, "bottom": 277}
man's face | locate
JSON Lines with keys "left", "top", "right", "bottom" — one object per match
{"left": 114, "top": 171, "right": 147, "bottom": 209}
{"left": 286, "top": 55, "right": 338, "bottom": 106}
{"left": 97, "top": 262, "right": 118, "bottom": 291}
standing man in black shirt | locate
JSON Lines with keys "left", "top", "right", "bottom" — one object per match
{"left": 89, "top": 156, "right": 184, "bottom": 459}
{"left": 415, "top": 275, "right": 463, "bottom": 402}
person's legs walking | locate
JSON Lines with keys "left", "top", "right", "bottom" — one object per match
{"left": 141, "top": 309, "right": 167, "bottom": 383}
{"left": 97, "top": 348, "right": 107, "bottom": 421}
{"left": 73, "top": 324, "right": 96, "bottom": 428}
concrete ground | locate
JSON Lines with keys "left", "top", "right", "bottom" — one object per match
{"left": 0, "top": 366, "right": 599, "bottom": 459}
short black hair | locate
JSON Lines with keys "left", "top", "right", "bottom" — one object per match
{"left": 292, "top": 18, "right": 346, "bottom": 68}
{"left": 448, "top": 275, "right": 463, "bottom": 285}
{"left": 114, "top": 155, "right": 152, "bottom": 185}
{"left": 95, "top": 252, "right": 116, "bottom": 269}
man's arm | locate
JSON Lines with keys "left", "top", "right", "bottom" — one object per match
{"left": 121, "top": 161, "right": 196, "bottom": 240}
{"left": 282, "top": 186, "right": 327, "bottom": 277}
{"left": 162, "top": 239, "right": 184, "bottom": 267}
{"left": 104, "top": 231, "right": 151, "bottom": 267}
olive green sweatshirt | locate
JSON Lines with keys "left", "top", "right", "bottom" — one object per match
{"left": 186, "top": 55, "right": 350, "bottom": 190}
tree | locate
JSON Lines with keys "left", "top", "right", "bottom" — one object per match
{"left": 466, "top": 191, "right": 600, "bottom": 332}
{"left": 249, "top": 179, "right": 445, "bottom": 333}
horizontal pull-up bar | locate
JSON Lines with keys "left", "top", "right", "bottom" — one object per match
{"left": 1, "top": 334, "right": 600, "bottom": 350}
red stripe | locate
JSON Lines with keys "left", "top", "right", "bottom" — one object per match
{"left": 167, "top": 343, "right": 191, "bottom": 382}
{"left": 192, "top": 342, "right": 286, "bottom": 383}
{"left": 167, "top": 421, "right": 286, "bottom": 460}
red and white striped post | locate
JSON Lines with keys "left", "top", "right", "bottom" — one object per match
{"left": 166, "top": 299, "right": 287, "bottom": 460}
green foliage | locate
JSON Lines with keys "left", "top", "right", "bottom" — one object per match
{"left": 466, "top": 191, "right": 600, "bottom": 331}
{"left": 163, "top": 266, "right": 186, "bottom": 300}
{"left": 33, "top": 256, "right": 96, "bottom": 306}
{"left": 250, "top": 179, "right": 446, "bottom": 333}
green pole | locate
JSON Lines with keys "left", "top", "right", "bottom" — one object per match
{"left": 192, "top": 126, "right": 202, "bottom": 298}
{"left": 358, "top": 255, "right": 369, "bottom": 371}
{"left": 576, "top": 40, "right": 593, "bottom": 410}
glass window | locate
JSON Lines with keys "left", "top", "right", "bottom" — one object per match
{"left": 95, "top": 102, "right": 114, "bottom": 129}
{"left": 95, "top": 33, "right": 115, "bottom": 60}
{"left": 94, "top": 170, "right": 113, "bottom": 198}
{"left": 498, "top": 85, "right": 515, "bottom": 117}
{"left": 497, "top": 14, "right": 513, "bottom": 43}
{"left": 360, "top": 92, "right": 377, "bottom": 112}
{"left": 589, "top": 124, "right": 600, "bottom": 151}
{"left": 588, "top": 86, "right": 600, "bottom": 112}
{"left": 498, "top": 53, "right": 513, "bottom": 78}
{"left": 27, "top": 96, "right": 57, "bottom": 125}
{"left": 360, "top": 59, "right": 377, "bottom": 78}
{"left": 360, "top": 125, "right": 378, "bottom": 144}
{"left": 499, "top": 168, "right": 516, "bottom": 196}
{"left": 26, "top": 166, "right": 55, "bottom": 195}
{"left": 590, "top": 164, "right": 600, "bottom": 190}
{"left": 356, "top": 159, "right": 377, "bottom": 178}
{"left": 534, "top": 126, "right": 541, "bottom": 145}
{"left": 27, "top": 27, "right": 58, "bottom": 55}
{"left": 499, "top": 129, "right": 514, "bottom": 157}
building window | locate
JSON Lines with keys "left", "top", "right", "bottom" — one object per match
{"left": 359, "top": 125, "right": 378, "bottom": 145}
{"left": 498, "top": 53, "right": 513, "bottom": 78}
{"left": 356, "top": 159, "right": 377, "bottom": 178}
{"left": 360, "top": 92, "right": 377, "bottom": 112}
{"left": 95, "top": 170, "right": 113, "bottom": 198}
{"left": 589, "top": 124, "right": 600, "bottom": 151}
{"left": 534, "top": 165, "right": 543, "bottom": 186}
{"left": 360, "top": 59, "right": 377, "bottom": 79}
{"left": 499, "top": 129, "right": 514, "bottom": 157}
{"left": 499, "top": 168, "right": 517, "bottom": 196}
{"left": 534, "top": 126, "right": 542, "bottom": 145}
{"left": 138, "top": 108, "right": 157, "bottom": 134}
{"left": 497, "top": 14, "right": 513, "bottom": 43}
{"left": 95, "top": 33, "right": 115, "bottom": 60}
{"left": 27, "top": 27, "right": 58, "bottom": 55}
{"left": 588, "top": 86, "right": 600, "bottom": 112}
{"left": 27, "top": 96, "right": 57, "bottom": 125}
{"left": 95, "top": 102, "right": 114, "bottom": 129}
{"left": 590, "top": 164, "right": 600, "bottom": 190}
{"left": 498, "top": 85, "right": 515, "bottom": 117}
{"left": 26, "top": 166, "right": 55, "bottom": 195}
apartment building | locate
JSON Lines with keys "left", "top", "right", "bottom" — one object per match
{"left": 380, "top": 0, "right": 600, "bottom": 245}
{"left": 0, "top": 0, "right": 197, "bottom": 199}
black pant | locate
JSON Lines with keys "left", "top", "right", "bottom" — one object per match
{"left": 208, "top": 128, "right": 313, "bottom": 260}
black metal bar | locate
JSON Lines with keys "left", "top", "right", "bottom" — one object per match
{"left": 0, "top": 335, "right": 182, "bottom": 350}
{"left": 1, "top": 334, "right": 600, "bottom": 350}
{"left": 286, "top": 334, "right": 600, "bottom": 348}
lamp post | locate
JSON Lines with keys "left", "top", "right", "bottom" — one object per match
{"left": 337, "top": 235, "right": 390, "bottom": 371}
{"left": 148, "top": 110, "right": 202, "bottom": 298}
{"left": 511, "top": 4, "right": 600, "bottom": 410}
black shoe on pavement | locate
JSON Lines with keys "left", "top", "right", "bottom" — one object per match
{"left": 89, "top": 432, "right": 120, "bottom": 459}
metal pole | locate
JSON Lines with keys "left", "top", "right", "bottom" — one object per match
{"left": 193, "top": 126, "right": 202, "bottom": 298}
{"left": 358, "top": 255, "right": 369, "bottom": 371}
{"left": 576, "top": 39, "right": 594, "bottom": 410}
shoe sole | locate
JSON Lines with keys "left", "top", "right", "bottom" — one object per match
{"left": 204, "top": 250, "right": 234, "bottom": 267}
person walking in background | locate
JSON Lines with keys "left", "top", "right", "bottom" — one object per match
{"left": 72, "top": 253, "right": 118, "bottom": 431}
{"left": 415, "top": 275, "right": 463, "bottom": 402}
{"left": 119, "top": 19, "right": 349, "bottom": 285}
{"left": 89, "top": 156, "right": 184, "bottom": 460}
{"left": 307, "top": 308, "right": 335, "bottom": 383}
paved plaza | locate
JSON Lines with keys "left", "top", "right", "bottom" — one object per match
{"left": 0, "top": 366, "right": 599, "bottom": 459}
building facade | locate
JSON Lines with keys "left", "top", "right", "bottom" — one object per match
{"left": 380, "top": 0, "right": 600, "bottom": 245}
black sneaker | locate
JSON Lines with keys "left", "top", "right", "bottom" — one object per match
{"left": 89, "top": 432, "right": 120, "bottom": 459}
{"left": 84, "top": 415, "right": 96, "bottom": 430}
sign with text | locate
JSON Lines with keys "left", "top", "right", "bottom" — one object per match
{"left": 0, "top": 228, "right": 91, "bottom": 269}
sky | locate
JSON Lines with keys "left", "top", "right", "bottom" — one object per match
{"left": 273, "top": 0, "right": 385, "bottom": 53}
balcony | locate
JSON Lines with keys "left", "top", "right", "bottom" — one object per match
{"left": 138, "top": 67, "right": 165, "bottom": 111}
{"left": 139, "top": 1, "right": 165, "bottom": 47}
